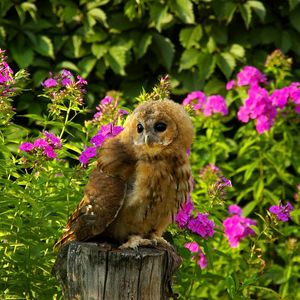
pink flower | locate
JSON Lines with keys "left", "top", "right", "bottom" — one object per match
{"left": 204, "top": 95, "right": 228, "bottom": 116}
{"left": 228, "top": 204, "right": 242, "bottom": 216}
{"left": 61, "top": 77, "right": 73, "bottom": 86}
{"left": 76, "top": 75, "right": 87, "bottom": 86}
{"left": 184, "top": 242, "right": 208, "bottom": 269}
{"left": 33, "top": 138, "right": 48, "bottom": 149}
{"left": 223, "top": 214, "right": 256, "bottom": 248}
{"left": 182, "top": 91, "right": 206, "bottom": 110}
{"left": 43, "top": 131, "right": 62, "bottom": 149}
{"left": 79, "top": 146, "right": 97, "bottom": 165}
{"left": 175, "top": 198, "right": 194, "bottom": 228}
{"left": 101, "top": 96, "right": 113, "bottom": 106}
{"left": 19, "top": 142, "right": 34, "bottom": 152}
{"left": 269, "top": 201, "right": 293, "bottom": 222}
{"left": 42, "top": 78, "right": 57, "bottom": 88}
{"left": 226, "top": 80, "right": 235, "bottom": 90}
{"left": 270, "top": 87, "right": 290, "bottom": 108}
{"left": 119, "top": 109, "right": 129, "bottom": 116}
{"left": 236, "top": 66, "right": 267, "bottom": 87}
{"left": 187, "top": 213, "right": 214, "bottom": 239}
{"left": 295, "top": 104, "right": 300, "bottom": 114}
{"left": 289, "top": 82, "right": 300, "bottom": 104}
{"left": 43, "top": 145, "right": 57, "bottom": 159}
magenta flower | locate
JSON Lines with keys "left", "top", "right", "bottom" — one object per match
{"left": 19, "top": 142, "right": 34, "bottom": 152}
{"left": 182, "top": 91, "right": 206, "bottom": 110}
{"left": 33, "top": 138, "right": 48, "bottom": 149}
{"left": 204, "top": 95, "right": 228, "bottom": 116}
{"left": 79, "top": 146, "right": 97, "bottom": 165}
{"left": 184, "top": 241, "right": 208, "bottom": 269}
{"left": 76, "top": 75, "right": 87, "bottom": 86}
{"left": 289, "top": 82, "right": 300, "bottom": 104}
{"left": 228, "top": 204, "right": 242, "bottom": 216}
{"left": 43, "top": 145, "right": 57, "bottom": 159}
{"left": 226, "top": 80, "right": 235, "bottom": 90}
{"left": 237, "top": 86, "right": 277, "bottom": 134}
{"left": 43, "top": 131, "right": 62, "bottom": 149}
{"left": 0, "top": 59, "right": 14, "bottom": 84}
{"left": 119, "top": 109, "right": 129, "bottom": 116}
{"left": 270, "top": 87, "right": 290, "bottom": 109}
{"left": 42, "top": 78, "right": 57, "bottom": 88}
{"left": 236, "top": 66, "right": 267, "bottom": 87}
{"left": 269, "top": 201, "right": 293, "bottom": 222}
{"left": 101, "top": 96, "right": 113, "bottom": 105}
{"left": 175, "top": 198, "right": 194, "bottom": 228}
{"left": 295, "top": 104, "right": 300, "bottom": 114}
{"left": 223, "top": 214, "right": 256, "bottom": 248}
{"left": 187, "top": 213, "right": 214, "bottom": 239}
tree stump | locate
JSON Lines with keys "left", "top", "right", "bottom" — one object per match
{"left": 52, "top": 241, "right": 181, "bottom": 300}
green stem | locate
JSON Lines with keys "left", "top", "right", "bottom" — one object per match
{"left": 59, "top": 103, "right": 72, "bottom": 139}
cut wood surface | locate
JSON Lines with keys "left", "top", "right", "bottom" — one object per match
{"left": 52, "top": 242, "right": 181, "bottom": 300}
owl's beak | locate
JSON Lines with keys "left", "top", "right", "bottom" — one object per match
{"left": 144, "top": 134, "right": 152, "bottom": 146}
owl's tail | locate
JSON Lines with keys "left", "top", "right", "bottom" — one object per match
{"left": 53, "top": 227, "right": 76, "bottom": 250}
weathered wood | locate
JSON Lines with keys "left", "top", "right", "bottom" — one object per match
{"left": 53, "top": 242, "right": 181, "bottom": 300}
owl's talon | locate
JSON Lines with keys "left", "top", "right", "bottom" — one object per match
{"left": 151, "top": 235, "right": 172, "bottom": 248}
{"left": 119, "top": 235, "right": 153, "bottom": 249}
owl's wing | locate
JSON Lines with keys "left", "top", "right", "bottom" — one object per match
{"left": 54, "top": 137, "right": 135, "bottom": 250}
{"left": 54, "top": 170, "right": 127, "bottom": 249}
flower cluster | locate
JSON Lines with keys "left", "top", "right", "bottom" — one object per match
{"left": 182, "top": 91, "right": 228, "bottom": 116}
{"left": 79, "top": 122, "right": 124, "bottom": 166}
{"left": 223, "top": 205, "right": 256, "bottom": 248}
{"left": 184, "top": 242, "right": 208, "bottom": 269}
{"left": 237, "top": 86, "right": 277, "bottom": 134}
{"left": 228, "top": 65, "right": 300, "bottom": 134}
{"left": 41, "top": 69, "right": 87, "bottom": 117}
{"left": 176, "top": 197, "right": 215, "bottom": 239}
{"left": 19, "top": 131, "right": 62, "bottom": 159}
{"left": 269, "top": 201, "right": 294, "bottom": 222}
{"left": 0, "top": 49, "right": 28, "bottom": 125}
{"left": 92, "top": 95, "right": 128, "bottom": 125}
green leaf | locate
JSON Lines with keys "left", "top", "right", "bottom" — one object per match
{"left": 179, "top": 25, "right": 202, "bottom": 49}
{"left": 56, "top": 61, "right": 80, "bottom": 72}
{"left": 198, "top": 52, "right": 216, "bottom": 80}
{"left": 248, "top": 1, "right": 266, "bottom": 22}
{"left": 290, "top": 7, "right": 300, "bottom": 33}
{"left": 289, "top": 0, "right": 300, "bottom": 10}
{"left": 216, "top": 52, "right": 236, "bottom": 79}
{"left": 72, "top": 35, "right": 82, "bottom": 58}
{"left": 253, "top": 178, "right": 264, "bottom": 201}
{"left": 179, "top": 48, "right": 200, "bottom": 71}
{"left": 243, "top": 161, "right": 258, "bottom": 183}
{"left": 34, "top": 35, "right": 54, "bottom": 58}
{"left": 106, "top": 45, "right": 128, "bottom": 75}
{"left": 243, "top": 199, "right": 259, "bottom": 217}
{"left": 229, "top": 44, "right": 245, "bottom": 59}
{"left": 10, "top": 43, "right": 34, "bottom": 68}
{"left": 137, "top": 33, "right": 153, "bottom": 59}
{"left": 149, "top": 4, "right": 172, "bottom": 32}
{"left": 152, "top": 34, "right": 174, "bottom": 70}
{"left": 78, "top": 56, "right": 97, "bottom": 77}
{"left": 88, "top": 8, "right": 107, "bottom": 26}
{"left": 91, "top": 43, "right": 108, "bottom": 59}
{"left": 239, "top": 2, "right": 252, "bottom": 29}
{"left": 169, "top": 0, "right": 195, "bottom": 24}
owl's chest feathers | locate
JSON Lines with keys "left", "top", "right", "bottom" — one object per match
{"left": 107, "top": 155, "right": 191, "bottom": 240}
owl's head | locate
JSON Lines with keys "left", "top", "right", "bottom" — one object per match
{"left": 121, "top": 99, "right": 193, "bottom": 157}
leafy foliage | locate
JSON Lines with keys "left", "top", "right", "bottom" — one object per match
{"left": 1, "top": 0, "right": 300, "bottom": 114}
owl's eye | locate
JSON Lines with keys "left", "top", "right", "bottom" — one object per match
{"left": 137, "top": 123, "right": 144, "bottom": 133}
{"left": 154, "top": 122, "right": 167, "bottom": 132}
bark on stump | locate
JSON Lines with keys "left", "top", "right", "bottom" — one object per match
{"left": 52, "top": 241, "right": 181, "bottom": 300}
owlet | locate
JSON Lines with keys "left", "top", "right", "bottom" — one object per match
{"left": 55, "top": 99, "right": 193, "bottom": 249}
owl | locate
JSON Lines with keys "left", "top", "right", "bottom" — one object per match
{"left": 54, "top": 99, "right": 193, "bottom": 250}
